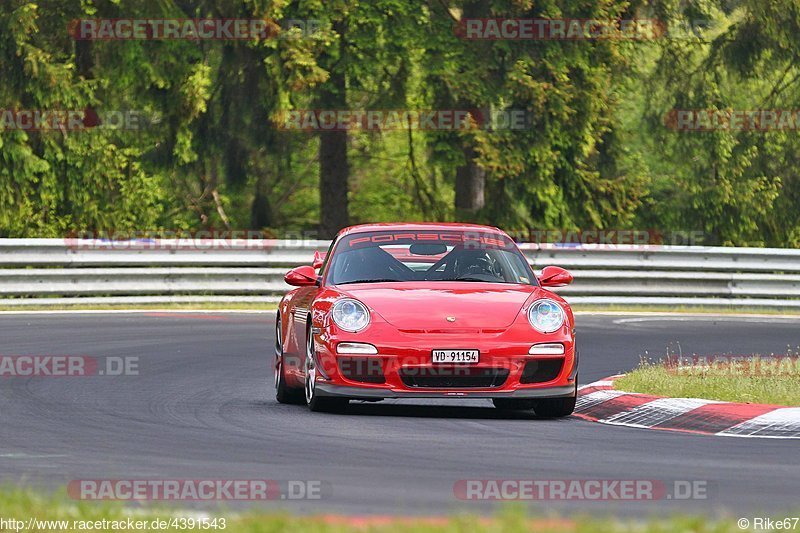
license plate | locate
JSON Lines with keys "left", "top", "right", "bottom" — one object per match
{"left": 432, "top": 349, "right": 480, "bottom": 364}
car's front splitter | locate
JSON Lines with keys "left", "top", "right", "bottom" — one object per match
{"left": 315, "top": 382, "right": 576, "bottom": 399}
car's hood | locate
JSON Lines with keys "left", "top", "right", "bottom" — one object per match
{"left": 338, "top": 282, "right": 539, "bottom": 330}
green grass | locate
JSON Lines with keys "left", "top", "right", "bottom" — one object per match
{"left": 0, "top": 488, "right": 774, "bottom": 533}
{"left": 615, "top": 355, "right": 800, "bottom": 406}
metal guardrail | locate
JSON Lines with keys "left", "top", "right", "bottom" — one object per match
{"left": 0, "top": 239, "right": 798, "bottom": 307}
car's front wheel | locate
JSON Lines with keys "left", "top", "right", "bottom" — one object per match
{"left": 492, "top": 398, "right": 535, "bottom": 410}
{"left": 532, "top": 382, "right": 577, "bottom": 418}
{"left": 304, "top": 324, "right": 348, "bottom": 413}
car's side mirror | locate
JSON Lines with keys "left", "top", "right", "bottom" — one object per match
{"left": 285, "top": 265, "right": 319, "bottom": 287}
{"left": 312, "top": 251, "right": 327, "bottom": 269}
{"left": 539, "top": 266, "right": 573, "bottom": 287}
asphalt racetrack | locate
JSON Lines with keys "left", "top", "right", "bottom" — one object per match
{"left": 1, "top": 312, "right": 799, "bottom": 517}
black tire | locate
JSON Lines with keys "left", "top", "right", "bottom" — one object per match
{"left": 532, "top": 354, "right": 579, "bottom": 418}
{"left": 275, "top": 315, "right": 304, "bottom": 405}
{"left": 532, "top": 384, "right": 577, "bottom": 418}
{"left": 304, "top": 322, "right": 348, "bottom": 413}
{"left": 276, "top": 360, "right": 305, "bottom": 405}
{"left": 308, "top": 395, "right": 349, "bottom": 413}
{"left": 492, "top": 398, "right": 535, "bottom": 410}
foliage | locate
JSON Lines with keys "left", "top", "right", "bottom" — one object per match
{"left": 0, "top": 0, "right": 798, "bottom": 245}
{"left": 616, "top": 354, "right": 800, "bottom": 406}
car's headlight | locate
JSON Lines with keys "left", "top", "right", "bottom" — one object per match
{"left": 331, "top": 298, "right": 370, "bottom": 332}
{"left": 527, "top": 299, "right": 565, "bottom": 333}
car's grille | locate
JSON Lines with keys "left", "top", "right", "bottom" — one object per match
{"left": 338, "top": 357, "right": 386, "bottom": 384}
{"left": 520, "top": 359, "right": 564, "bottom": 384}
{"left": 399, "top": 367, "right": 509, "bottom": 388}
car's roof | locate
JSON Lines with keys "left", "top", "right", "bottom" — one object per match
{"left": 337, "top": 222, "right": 507, "bottom": 238}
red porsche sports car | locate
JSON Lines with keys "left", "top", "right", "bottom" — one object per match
{"left": 275, "top": 223, "right": 577, "bottom": 416}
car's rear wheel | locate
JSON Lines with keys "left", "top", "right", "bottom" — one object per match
{"left": 492, "top": 398, "right": 535, "bottom": 410}
{"left": 304, "top": 323, "right": 348, "bottom": 413}
{"left": 275, "top": 315, "right": 304, "bottom": 405}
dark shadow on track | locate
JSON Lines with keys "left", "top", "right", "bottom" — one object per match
{"left": 326, "top": 401, "right": 576, "bottom": 421}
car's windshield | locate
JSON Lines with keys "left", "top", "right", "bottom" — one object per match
{"left": 326, "top": 230, "right": 536, "bottom": 286}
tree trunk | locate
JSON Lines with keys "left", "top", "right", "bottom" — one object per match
{"left": 454, "top": 144, "right": 486, "bottom": 219}
{"left": 251, "top": 173, "right": 272, "bottom": 229}
{"left": 453, "top": 0, "right": 490, "bottom": 221}
{"left": 75, "top": 40, "right": 93, "bottom": 79}
{"left": 317, "top": 21, "right": 349, "bottom": 239}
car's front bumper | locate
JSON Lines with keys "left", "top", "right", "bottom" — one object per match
{"left": 310, "top": 317, "right": 577, "bottom": 399}
{"left": 315, "top": 381, "right": 576, "bottom": 399}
